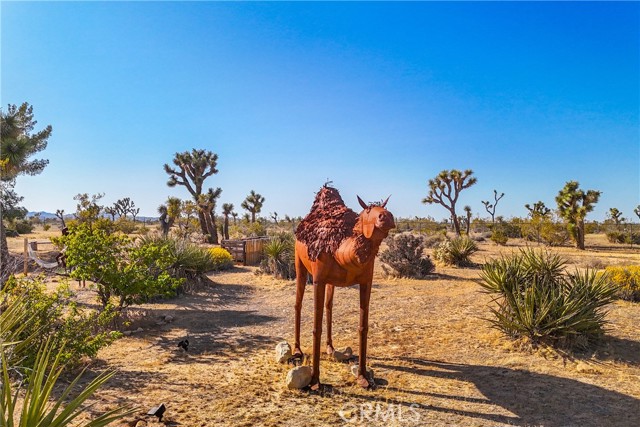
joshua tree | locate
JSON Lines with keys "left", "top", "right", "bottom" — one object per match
{"left": 55, "top": 209, "right": 67, "bottom": 229}
{"left": 422, "top": 169, "right": 477, "bottom": 235}
{"left": 241, "top": 190, "right": 265, "bottom": 223}
{"left": 232, "top": 212, "right": 238, "bottom": 224}
{"left": 556, "top": 181, "right": 601, "bottom": 250}
{"left": 608, "top": 208, "right": 624, "bottom": 231}
{"left": 222, "top": 203, "right": 234, "bottom": 240}
{"left": 158, "top": 197, "right": 181, "bottom": 236}
{"left": 635, "top": 205, "right": 640, "bottom": 220}
{"left": 525, "top": 201, "right": 551, "bottom": 218}
{"left": 482, "top": 190, "right": 505, "bottom": 225}
{"left": 164, "top": 149, "right": 222, "bottom": 243}
{"left": 463, "top": 205, "right": 472, "bottom": 235}
{"left": 270, "top": 212, "right": 279, "bottom": 225}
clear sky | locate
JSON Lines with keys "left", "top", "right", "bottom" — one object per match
{"left": 2, "top": 1, "right": 638, "bottom": 221}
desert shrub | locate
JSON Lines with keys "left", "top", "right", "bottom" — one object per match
{"left": 433, "top": 236, "right": 478, "bottom": 267}
{"left": 42, "top": 223, "right": 51, "bottom": 231}
{"left": 606, "top": 231, "right": 640, "bottom": 245}
{"left": 539, "top": 221, "right": 570, "bottom": 246}
{"left": 12, "top": 219, "right": 33, "bottom": 234}
{"left": 57, "top": 224, "right": 184, "bottom": 309}
{"left": 480, "top": 249, "right": 617, "bottom": 348}
{"left": 260, "top": 232, "right": 295, "bottom": 279}
{"left": 423, "top": 232, "right": 446, "bottom": 248}
{"left": 229, "top": 220, "right": 267, "bottom": 239}
{"left": 1, "top": 276, "right": 121, "bottom": 369}
{"left": 209, "top": 247, "right": 234, "bottom": 271}
{"left": 114, "top": 217, "right": 138, "bottom": 234}
{"left": 603, "top": 266, "right": 640, "bottom": 302}
{"left": 380, "top": 233, "right": 435, "bottom": 278}
{"left": 490, "top": 228, "right": 509, "bottom": 245}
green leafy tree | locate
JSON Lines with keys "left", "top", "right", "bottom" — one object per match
{"left": 241, "top": 190, "right": 265, "bottom": 223}
{"left": 164, "top": 149, "right": 221, "bottom": 243}
{"left": 222, "top": 203, "right": 234, "bottom": 240}
{"left": 73, "top": 193, "right": 105, "bottom": 228}
{"left": 422, "top": 169, "right": 477, "bottom": 235}
{"left": 1, "top": 103, "right": 52, "bottom": 287}
{"left": 555, "top": 181, "right": 601, "bottom": 250}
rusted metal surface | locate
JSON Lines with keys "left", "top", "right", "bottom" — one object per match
{"left": 293, "top": 185, "right": 395, "bottom": 389}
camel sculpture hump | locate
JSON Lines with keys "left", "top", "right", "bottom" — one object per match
{"left": 295, "top": 185, "right": 358, "bottom": 262}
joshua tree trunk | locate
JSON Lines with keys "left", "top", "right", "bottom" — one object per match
{"left": 223, "top": 215, "right": 230, "bottom": 240}
{"left": 0, "top": 219, "right": 11, "bottom": 288}
{"left": 577, "top": 220, "right": 586, "bottom": 250}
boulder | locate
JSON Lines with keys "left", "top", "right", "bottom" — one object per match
{"left": 350, "top": 364, "right": 374, "bottom": 380}
{"left": 286, "top": 366, "right": 312, "bottom": 389}
{"left": 275, "top": 341, "right": 292, "bottom": 364}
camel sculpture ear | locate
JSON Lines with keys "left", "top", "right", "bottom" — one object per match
{"left": 381, "top": 195, "right": 391, "bottom": 208}
{"left": 362, "top": 219, "right": 375, "bottom": 239}
{"left": 357, "top": 195, "right": 368, "bottom": 210}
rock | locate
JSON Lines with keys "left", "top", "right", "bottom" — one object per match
{"left": 275, "top": 341, "right": 292, "bottom": 364}
{"left": 135, "top": 327, "right": 144, "bottom": 333}
{"left": 333, "top": 346, "right": 353, "bottom": 362}
{"left": 123, "top": 330, "right": 132, "bottom": 336}
{"left": 163, "top": 315, "right": 175, "bottom": 323}
{"left": 350, "top": 364, "right": 374, "bottom": 380}
{"left": 286, "top": 366, "right": 312, "bottom": 389}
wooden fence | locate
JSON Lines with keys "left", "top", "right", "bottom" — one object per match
{"left": 221, "top": 237, "right": 269, "bottom": 266}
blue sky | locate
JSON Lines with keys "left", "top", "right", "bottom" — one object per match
{"left": 2, "top": 1, "right": 638, "bottom": 221}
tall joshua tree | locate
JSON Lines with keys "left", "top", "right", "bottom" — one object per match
{"left": 164, "top": 149, "right": 222, "bottom": 243}
{"left": 463, "top": 205, "right": 472, "bottom": 235}
{"left": 222, "top": 203, "right": 234, "bottom": 240}
{"left": 1, "top": 103, "right": 52, "bottom": 286}
{"left": 556, "top": 181, "right": 601, "bottom": 250}
{"left": 422, "top": 169, "right": 477, "bottom": 235}
{"left": 482, "top": 190, "right": 505, "bottom": 225}
{"left": 241, "top": 190, "right": 265, "bottom": 223}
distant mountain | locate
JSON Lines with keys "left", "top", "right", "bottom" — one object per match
{"left": 26, "top": 211, "right": 58, "bottom": 219}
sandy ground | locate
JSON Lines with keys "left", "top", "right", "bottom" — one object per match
{"left": 8, "top": 231, "right": 640, "bottom": 426}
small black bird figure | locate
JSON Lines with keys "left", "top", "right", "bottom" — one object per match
{"left": 178, "top": 339, "right": 189, "bottom": 351}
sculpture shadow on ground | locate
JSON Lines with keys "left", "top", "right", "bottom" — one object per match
{"left": 371, "top": 357, "right": 639, "bottom": 427}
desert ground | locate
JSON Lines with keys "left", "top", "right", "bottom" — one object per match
{"left": 8, "top": 230, "right": 640, "bottom": 427}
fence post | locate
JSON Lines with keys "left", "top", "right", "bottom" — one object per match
{"left": 23, "top": 238, "right": 28, "bottom": 276}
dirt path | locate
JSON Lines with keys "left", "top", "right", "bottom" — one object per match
{"left": 69, "top": 257, "right": 640, "bottom": 427}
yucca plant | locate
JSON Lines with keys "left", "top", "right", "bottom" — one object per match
{"left": 1, "top": 340, "right": 135, "bottom": 426}
{"left": 261, "top": 233, "right": 295, "bottom": 279}
{"left": 433, "top": 236, "right": 478, "bottom": 266}
{"left": 480, "top": 249, "right": 618, "bottom": 348}
{"left": 1, "top": 295, "right": 135, "bottom": 426}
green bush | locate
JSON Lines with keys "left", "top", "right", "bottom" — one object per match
{"left": 433, "top": 236, "right": 478, "bottom": 266}
{"left": 1, "top": 276, "right": 121, "bottom": 369}
{"left": 480, "top": 249, "right": 618, "bottom": 348}
{"left": 260, "top": 232, "right": 295, "bottom": 279}
{"left": 56, "top": 224, "right": 184, "bottom": 309}
{"left": 209, "top": 247, "right": 234, "bottom": 271}
{"left": 490, "top": 228, "right": 509, "bottom": 245}
{"left": 380, "top": 233, "right": 435, "bottom": 278}
{"left": 114, "top": 217, "right": 138, "bottom": 234}
{"left": 42, "top": 223, "right": 51, "bottom": 231}
{"left": 13, "top": 219, "right": 33, "bottom": 234}
{"left": 603, "top": 265, "right": 640, "bottom": 302}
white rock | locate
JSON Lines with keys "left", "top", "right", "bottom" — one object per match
{"left": 164, "top": 315, "right": 175, "bottom": 323}
{"left": 333, "top": 346, "right": 353, "bottom": 362}
{"left": 286, "top": 366, "right": 312, "bottom": 389}
{"left": 350, "top": 364, "right": 374, "bottom": 380}
{"left": 275, "top": 341, "right": 292, "bottom": 364}
{"left": 134, "top": 327, "right": 144, "bottom": 333}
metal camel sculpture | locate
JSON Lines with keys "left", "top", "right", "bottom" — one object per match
{"left": 294, "top": 185, "right": 395, "bottom": 389}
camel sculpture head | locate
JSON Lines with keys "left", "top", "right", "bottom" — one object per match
{"left": 356, "top": 195, "right": 396, "bottom": 239}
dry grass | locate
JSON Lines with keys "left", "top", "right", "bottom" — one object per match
{"left": 6, "top": 229, "right": 640, "bottom": 426}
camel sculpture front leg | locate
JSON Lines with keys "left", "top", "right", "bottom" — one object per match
{"left": 293, "top": 251, "right": 307, "bottom": 359}
{"left": 357, "top": 281, "right": 373, "bottom": 388}
{"left": 310, "top": 279, "right": 326, "bottom": 390}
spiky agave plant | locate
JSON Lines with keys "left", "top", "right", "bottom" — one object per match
{"left": 480, "top": 249, "right": 618, "bottom": 348}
